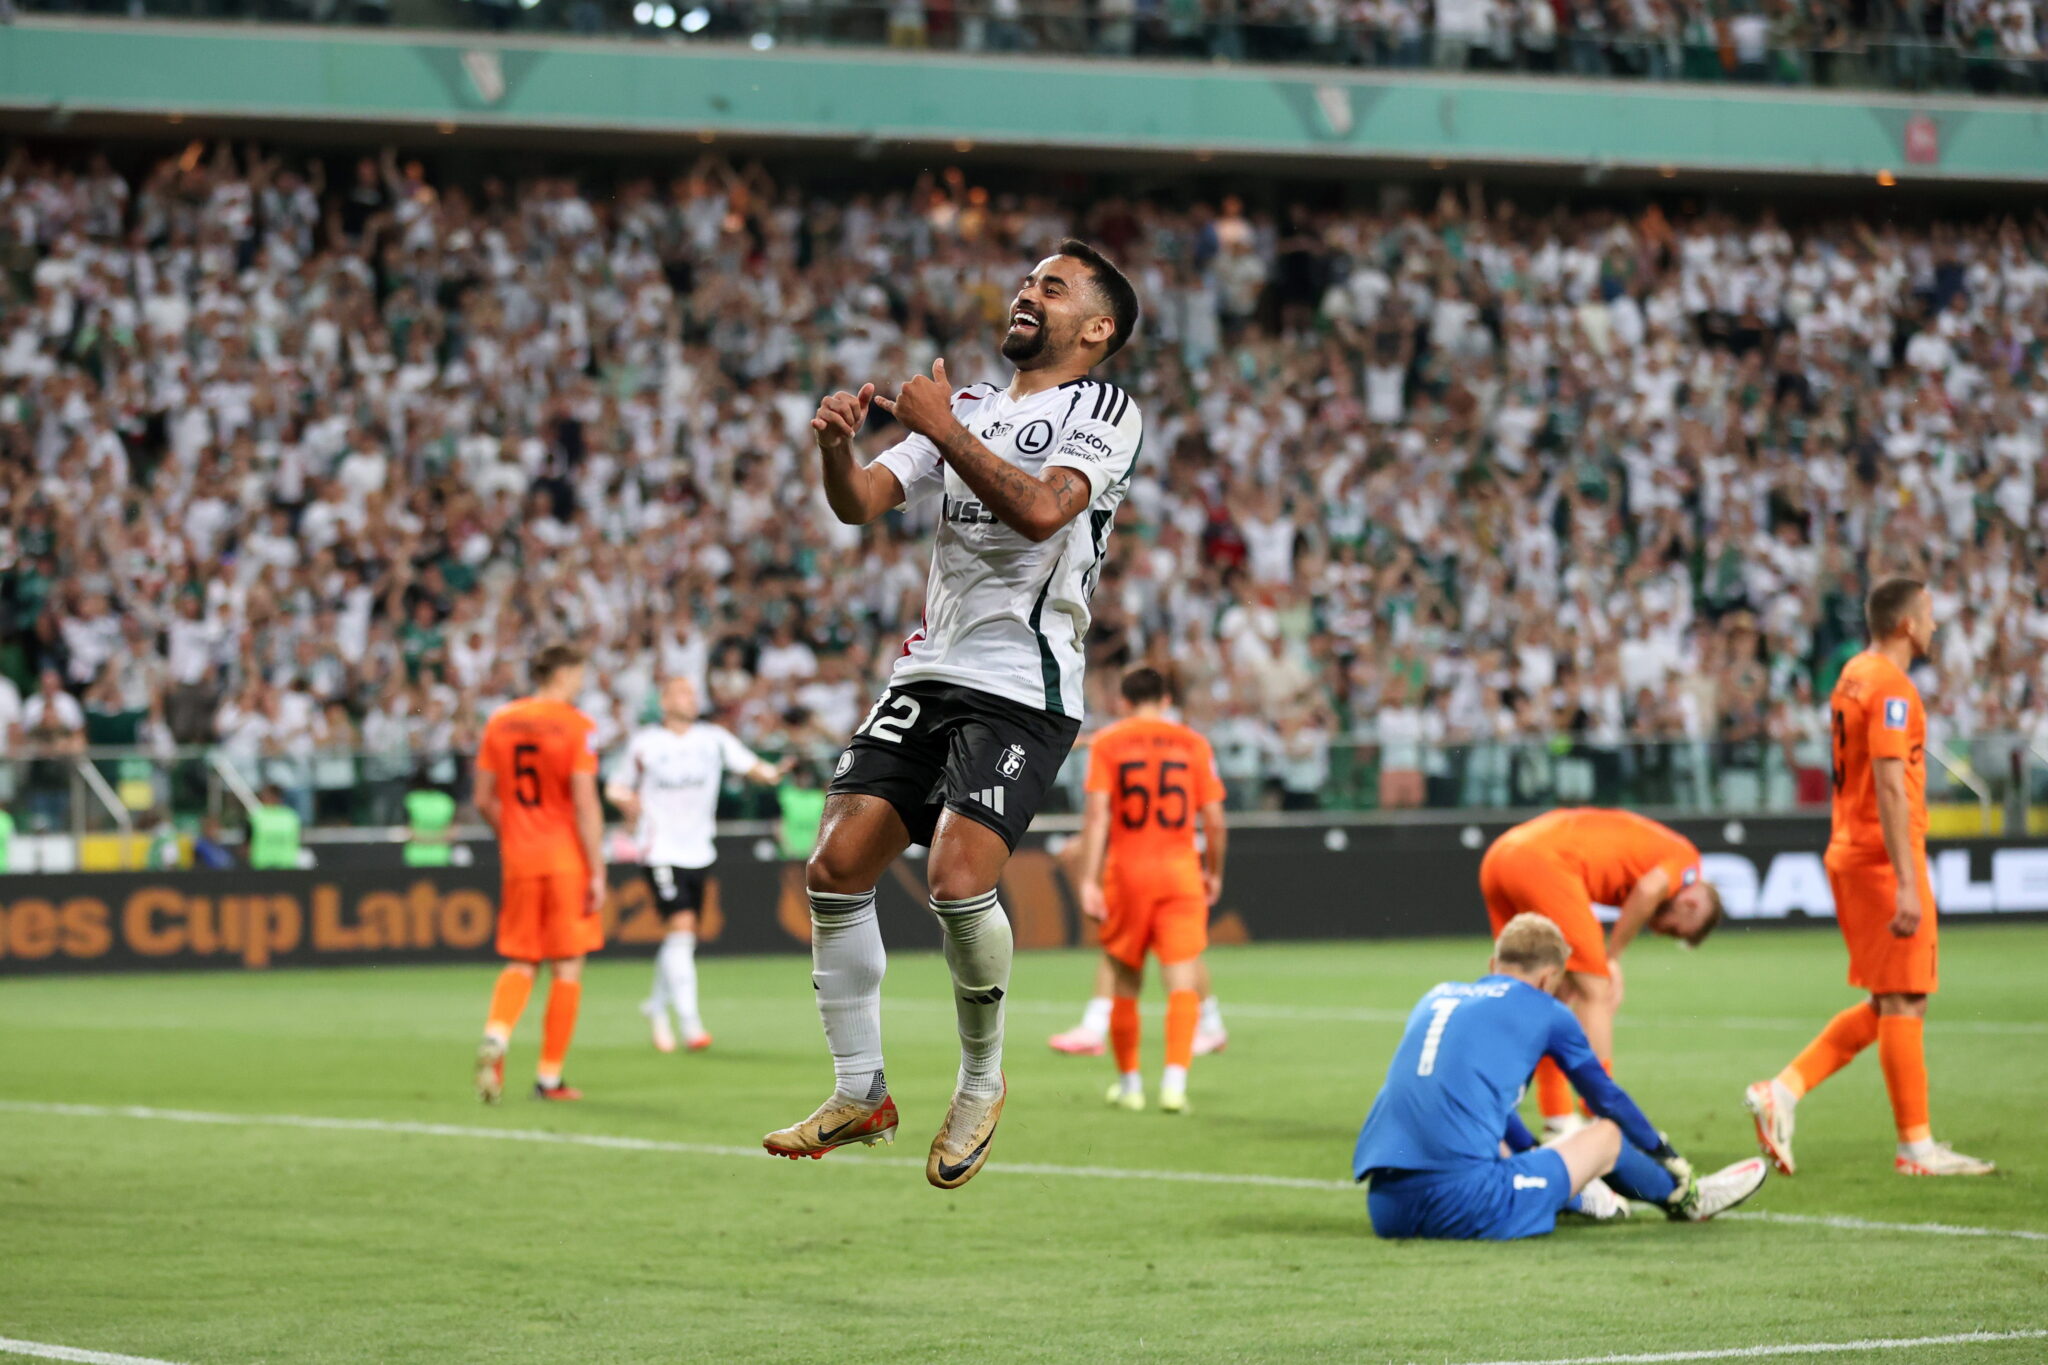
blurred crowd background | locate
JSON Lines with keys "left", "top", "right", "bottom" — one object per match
{"left": 11, "top": 0, "right": 2048, "bottom": 98}
{"left": 2, "top": 141, "right": 2045, "bottom": 832}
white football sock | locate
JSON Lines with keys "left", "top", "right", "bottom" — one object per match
{"left": 1770, "top": 1078, "right": 1799, "bottom": 1113}
{"left": 1118, "top": 1071, "right": 1142, "bottom": 1096}
{"left": 1199, "top": 996, "right": 1224, "bottom": 1032}
{"left": 643, "top": 957, "right": 669, "bottom": 1016}
{"left": 931, "top": 890, "right": 1011, "bottom": 1098}
{"left": 1162, "top": 1064, "right": 1188, "bottom": 1094}
{"left": 658, "top": 930, "right": 702, "bottom": 1037}
{"left": 1080, "top": 996, "right": 1113, "bottom": 1037}
{"left": 1899, "top": 1137, "right": 1937, "bottom": 1161}
{"left": 810, "top": 889, "right": 887, "bottom": 1105}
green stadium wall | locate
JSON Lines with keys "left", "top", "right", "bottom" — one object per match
{"left": 3, "top": 19, "right": 2047, "bottom": 183}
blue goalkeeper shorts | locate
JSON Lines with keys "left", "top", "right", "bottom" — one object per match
{"left": 1365, "top": 1148, "right": 1574, "bottom": 1241}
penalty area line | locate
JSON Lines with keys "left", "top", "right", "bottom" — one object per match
{"left": 0, "top": 1336, "right": 187, "bottom": 1365}
{"left": 1451, "top": 1327, "right": 2048, "bottom": 1365}
{"left": 2, "top": 1101, "right": 2045, "bottom": 1238}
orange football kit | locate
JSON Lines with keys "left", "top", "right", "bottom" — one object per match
{"left": 1773, "top": 652, "right": 1937, "bottom": 1145}
{"left": 1480, "top": 808, "right": 1703, "bottom": 977}
{"left": 1085, "top": 716, "right": 1226, "bottom": 1079}
{"left": 477, "top": 696, "right": 602, "bottom": 1093}
{"left": 1480, "top": 808, "right": 1703, "bottom": 1119}
{"left": 479, "top": 697, "right": 604, "bottom": 963}
{"left": 1087, "top": 716, "right": 1227, "bottom": 969}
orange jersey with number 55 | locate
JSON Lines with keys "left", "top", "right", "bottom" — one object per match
{"left": 1085, "top": 716, "right": 1226, "bottom": 872}
{"left": 1828, "top": 651, "right": 1927, "bottom": 857}
{"left": 479, "top": 697, "right": 599, "bottom": 878}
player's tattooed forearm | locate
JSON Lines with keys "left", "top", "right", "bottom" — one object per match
{"left": 1045, "top": 468, "right": 1089, "bottom": 513}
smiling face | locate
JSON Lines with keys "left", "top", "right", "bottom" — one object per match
{"left": 1001, "top": 254, "right": 1115, "bottom": 371}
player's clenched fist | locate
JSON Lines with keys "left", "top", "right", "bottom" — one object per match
{"left": 874, "top": 359, "right": 963, "bottom": 445}
{"left": 811, "top": 384, "right": 876, "bottom": 454}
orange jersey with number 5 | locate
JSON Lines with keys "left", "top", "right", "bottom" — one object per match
{"left": 1828, "top": 652, "right": 1927, "bottom": 857}
{"left": 1085, "top": 716, "right": 1226, "bottom": 873}
{"left": 479, "top": 697, "right": 599, "bottom": 878}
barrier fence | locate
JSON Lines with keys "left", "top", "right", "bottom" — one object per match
{"left": 4, "top": 817, "right": 2044, "bottom": 974}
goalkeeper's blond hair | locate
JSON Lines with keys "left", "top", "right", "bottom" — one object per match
{"left": 1494, "top": 913, "right": 1569, "bottom": 974}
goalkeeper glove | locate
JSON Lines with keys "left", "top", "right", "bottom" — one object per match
{"left": 1653, "top": 1136, "right": 1700, "bottom": 1219}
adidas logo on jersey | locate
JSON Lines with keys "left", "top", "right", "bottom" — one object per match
{"left": 968, "top": 787, "right": 1007, "bottom": 814}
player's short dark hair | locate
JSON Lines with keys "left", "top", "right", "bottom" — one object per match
{"left": 1055, "top": 238, "right": 1140, "bottom": 360}
{"left": 1865, "top": 577, "right": 1926, "bottom": 640}
{"left": 1121, "top": 666, "right": 1169, "bottom": 706}
{"left": 531, "top": 642, "right": 586, "bottom": 684}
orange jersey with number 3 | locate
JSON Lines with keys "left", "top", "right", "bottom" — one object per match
{"left": 479, "top": 697, "right": 599, "bottom": 878}
{"left": 1085, "top": 716, "right": 1226, "bottom": 875}
{"left": 1828, "top": 651, "right": 1927, "bottom": 857}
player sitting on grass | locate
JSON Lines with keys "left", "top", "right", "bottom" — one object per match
{"left": 1352, "top": 914, "right": 1768, "bottom": 1240}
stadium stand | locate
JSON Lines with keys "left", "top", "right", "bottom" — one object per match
{"left": 0, "top": 143, "right": 2045, "bottom": 830}
{"left": 11, "top": 0, "right": 2048, "bottom": 97}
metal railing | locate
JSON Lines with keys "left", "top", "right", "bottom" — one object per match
{"left": 15, "top": 3, "right": 2048, "bottom": 101}
{"left": 4, "top": 732, "right": 2044, "bottom": 836}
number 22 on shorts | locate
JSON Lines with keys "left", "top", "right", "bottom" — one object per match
{"left": 855, "top": 692, "right": 922, "bottom": 744}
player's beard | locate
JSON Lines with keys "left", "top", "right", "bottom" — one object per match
{"left": 1001, "top": 320, "right": 1053, "bottom": 366}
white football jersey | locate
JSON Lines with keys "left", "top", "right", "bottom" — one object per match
{"left": 613, "top": 722, "right": 762, "bottom": 869}
{"left": 874, "top": 378, "right": 1144, "bottom": 720}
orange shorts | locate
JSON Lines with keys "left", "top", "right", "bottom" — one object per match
{"left": 1099, "top": 862, "right": 1207, "bottom": 969}
{"left": 1826, "top": 848, "right": 1938, "bottom": 996}
{"left": 497, "top": 869, "right": 603, "bottom": 963}
{"left": 1479, "top": 840, "right": 1607, "bottom": 977}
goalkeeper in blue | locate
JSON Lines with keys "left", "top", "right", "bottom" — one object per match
{"left": 1352, "top": 913, "right": 1768, "bottom": 1240}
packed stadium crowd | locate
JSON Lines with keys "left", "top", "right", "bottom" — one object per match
{"left": 0, "top": 142, "right": 2045, "bottom": 827}
{"left": 16, "top": 0, "right": 2045, "bottom": 95}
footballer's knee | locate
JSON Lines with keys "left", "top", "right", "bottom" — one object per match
{"left": 1873, "top": 992, "right": 1928, "bottom": 1018}
{"left": 926, "top": 864, "right": 999, "bottom": 904}
{"left": 924, "top": 813, "right": 1009, "bottom": 904}
{"left": 806, "top": 794, "right": 907, "bottom": 894}
{"left": 807, "top": 830, "right": 887, "bottom": 894}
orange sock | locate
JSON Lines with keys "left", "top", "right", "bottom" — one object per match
{"left": 1535, "top": 1056, "right": 1573, "bottom": 1122}
{"left": 1780, "top": 1001, "right": 1879, "bottom": 1098}
{"left": 538, "top": 980, "right": 583, "bottom": 1082}
{"left": 1877, "top": 1014, "right": 1931, "bottom": 1144}
{"left": 485, "top": 967, "right": 533, "bottom": 1041}
{"left": 1165, "top": 989, "right": 1199, "bottom": 1070}
{"left": 1110, "top": 996, "right": 1140, "bottom": 1076}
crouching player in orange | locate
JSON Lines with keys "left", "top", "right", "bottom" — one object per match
{"left": 472, "top": 643, "right": 608, "bottom": 1103}
{"left": 1745, "top": 578, "right": 1993, "bottom": 1177}
{"left": 1479, "top": 807, "right": 1722, "bottom": 1135}
{"left": 1073, "top": 667, "right": 1227, "bottom": 1114}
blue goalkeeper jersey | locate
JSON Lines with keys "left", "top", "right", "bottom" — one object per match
{"left": 1352, "top": 974, "right": 1664, "bottom": 1180}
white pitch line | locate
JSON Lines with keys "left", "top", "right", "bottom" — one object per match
{"left": 1723, "top": 1210, "right": 2048, "bottom": 1243}
{"left": 0, "top": 1336, "right": 186, "bottom": 1365}
{"left": 5, "top": 1100, "right": 2047, "bottom": 1243}
{"left": 0, "top": 1101, "right": 1352, "bottom": 1192}
{"left": 884, "top": 999, "right": 2048, "bottom": 1035}
{"left": 1452, "top": 1327, "right": 2048, "bottom": 1365}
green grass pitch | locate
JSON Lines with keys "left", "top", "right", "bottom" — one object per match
{"left": 2, "top": 925, "right": 2044, "bottom": 1364}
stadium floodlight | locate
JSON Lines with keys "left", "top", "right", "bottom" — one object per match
{"left": 517, "top": 0, "right": 540, "bottom": 9}
{"left": 749, "top": 31, "right": 775, "bottom": 48}
{"left": 654, "top": 2, "right": 677, "bottom": 24}
{"left": 680, "top": 5, "right": 710, "bottom": 30}
{"left": 632, "top": 1, "right": 652, "bottom": 20}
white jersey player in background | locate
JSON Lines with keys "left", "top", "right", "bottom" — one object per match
{"left": 607, "top": 677, "right": 787, "bottom": 1053}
